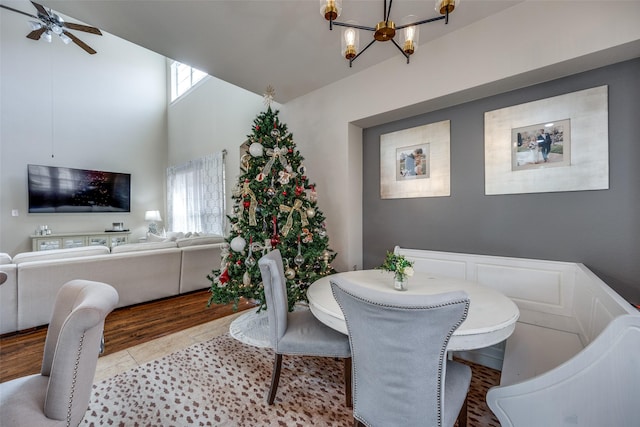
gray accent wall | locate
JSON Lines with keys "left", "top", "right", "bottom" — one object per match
{"left": 362, "top": 58, "right": 640, "bottom": 305}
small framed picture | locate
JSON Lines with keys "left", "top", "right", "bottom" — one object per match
{"left": 380, "top": 120, "right": 450, "bottom": 199}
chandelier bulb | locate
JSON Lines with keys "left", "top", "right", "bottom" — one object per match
{"left": 436, "top": 0, "right": 458, "bottom": 15}
{"left": 320, "top": 0, "right": 342, "bottom": 21}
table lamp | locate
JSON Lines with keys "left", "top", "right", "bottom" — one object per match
{"left": 144, "top": 210, "right": 162, "bottom": 235}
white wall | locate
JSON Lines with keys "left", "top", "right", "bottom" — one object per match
{"left": 0, "top": 6, "right": 167, "bottom": 255}
{"left": 167, "top": 76, "right": 267, "bottom": 232}
{"left": 281, "top": 1, "right": 640, "bottom": 272}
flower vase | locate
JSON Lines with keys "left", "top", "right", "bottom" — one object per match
{"left": 394, "top": 273, "right": 408, "bottom": 291}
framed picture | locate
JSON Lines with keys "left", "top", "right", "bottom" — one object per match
{"left": 485, "top": 85, "right": 608, "bottom": 195}
{"left": 380, "top": 120, "right": 450, "bottom": 199}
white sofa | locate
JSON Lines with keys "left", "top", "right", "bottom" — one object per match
{"left": 0, "top": 236, "right": 225, "bottom": 334}
{"left": 394, "top": 247, "right": 637, "bottom": 384}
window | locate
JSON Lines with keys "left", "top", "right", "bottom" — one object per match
{"left": 166, "top": 152, "right": 226, "bottom": 235}
{"left": 169, "top": 60, "right": 208, "bottom": 102}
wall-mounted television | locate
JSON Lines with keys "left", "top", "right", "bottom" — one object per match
{"left": 28, "top": 164, "right": 131, "bottom": 213}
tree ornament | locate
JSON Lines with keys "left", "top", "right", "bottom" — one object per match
{"left": 294, "top": 238, "right": 305, "bottom": 266}
{"left": 243, "top": 199, "right": 251, "bottom": 209}
{"left": 297, "top": 165, "right": 306, "bottom": 175}
{"left": 218, "top": 268, "right": 230, "bottom": 285}
{"left": 271, "top": 120, "right": 280, "bottom": 138}
{"left": 308, "top": 185, "right": 318, "bottom": 202}
{"left": 243, "top": 271, "right": 252, "bottom": 286}
{"left": 284, "top": 259, "right": 296, "bottom": 280}
{"left": 245, "top": 237, "right": 256, "bottom": 267}
{"left": 256, "top": 173, "right": 265, "bottom": 182}
{"left": 266, "top": 177, "right": 276, "bottom": 197}
{"left": 230, "top": 236, "right": 246, "bottom": 252}
{"left": 295, "top": 180, "right": 305, "bottom": 196}
{"left": 306, "top": 207, "right": 316, "bottom": 218}
{"left": 249, "top": 142, "right": 264, "bottom": 157}
{"left": 270, "top": 216, "right": 280, "bottom": 247}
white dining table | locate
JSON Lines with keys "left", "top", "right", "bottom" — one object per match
{"left": 307, "top": 270, "right": 520, "bottom": 352}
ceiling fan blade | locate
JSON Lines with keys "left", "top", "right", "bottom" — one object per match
{"left": 26, "top": 27, "right": 47, "bottom": 40}
{"left": 0, "top": 4, "right": 39, "bottom": 20}
{"left": 62, "top": 30, "right": 97, "bottom": 54}
{"left": 30, "top": 1, "right": 50, "bottom": 18}
{"left": 63, "top": 22, "right": 102, "bottom": 36}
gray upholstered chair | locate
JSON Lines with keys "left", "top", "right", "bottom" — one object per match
{"left": 330, "top": 276, "right": 471, "bottom": 427}
{"left": 0, "top": 280, "right": 119, "bottom": 427}
{"left": 258, "top": 249, "right": 352, "bottom": 406}
{"left": 487, "top": 314, "right": 640, "bottom": 427}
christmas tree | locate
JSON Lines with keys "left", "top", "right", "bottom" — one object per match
{"left": 208, "top": 88, "right": 337, "bottom": 311}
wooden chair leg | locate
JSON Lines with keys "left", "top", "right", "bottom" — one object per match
{"left": 344, "top": 357, "right": 352, "bottom": 407}
{"left": 267, "top": 353, "right": 283, "bottom": 405}
{"left": 456, "top": 395, "right": 468, "bottom": 427}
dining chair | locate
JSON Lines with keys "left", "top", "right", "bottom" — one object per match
{"left": 258, "top": 249, "right": 352, "bottom": 406}
{"left": 330, "top": 276, "right": 471, "bottom": 427}
{"left": 0, "top": 279, "right": 119, "bottom": 427}
{"left": 487, "top": 314, "right": 640, "bottom": 427}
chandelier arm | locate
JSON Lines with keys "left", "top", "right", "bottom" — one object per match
{"left": 395, "top": 15, "right": 446, "bottom": 30}
{"left": 348, "top": 38, "right": 378, "bottom": 67}
{"left": 390, "top": 38, "right": 410, "bottom": 63}
{"left": 384, "top": 0, "right": 393, "bottom": 22}
{"left": 331, "top": 21, "right": 376, "bottom": 32}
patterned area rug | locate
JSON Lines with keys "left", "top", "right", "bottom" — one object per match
{"left": 83, "top": 334, "right": 500, "bottom": 426}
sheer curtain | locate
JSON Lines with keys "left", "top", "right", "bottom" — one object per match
{"left": 166, "top": 151, "right": 225, "bottom": 235}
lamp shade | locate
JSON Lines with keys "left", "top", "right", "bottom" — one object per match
{"left": 144, "top": 210, "right": 162, "bottom": 222}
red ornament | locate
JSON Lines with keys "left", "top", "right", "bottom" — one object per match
{"left": 282, "top": 191, "right": 287, "bottom": 196}
{"left": 243, "top": 200, "right": 250, "bottom": 209}
{"left": 270, "top": 234, "right": 280, "bottom": 247}
{"left": 288, "top": 148, "right": 293, "bottom": 153}
{"left": 219, "top": 268, "right": 230, "bottom": 284}
{"left": 256, "top": 125, "right": 260, "bottom": 131}
{"left": 236, "top": 260, "right": 242, "bottom": 265}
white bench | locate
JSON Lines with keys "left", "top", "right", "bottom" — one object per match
{"left": 394, "top": 247, "right": 636, "bottom": 385}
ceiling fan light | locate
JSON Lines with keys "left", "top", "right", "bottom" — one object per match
{"left": 28, "top": 21, "right": 42, "bottom": 31}
{"left": 341, "top": 22, "right": 359, "bottom": 60}
{"left": 59, "top": 33, "right": 72, "bottom": 44}
{"left": 51, "top": 24, "right": 63, "bottom": 35}
{"left": 436, "top": 0, "right": 459, "bottom": 15}
{"left": 320, "top": 0, "right": 342, "bottom": 21}
{"left": 42, "top": 31, "right": 52, "bottom": 43}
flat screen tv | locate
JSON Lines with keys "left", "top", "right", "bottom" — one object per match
{"left": 28, "top": 164, "right": 131, "bottom": 213}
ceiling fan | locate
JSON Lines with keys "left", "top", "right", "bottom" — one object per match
{"left": 0, "top": 1, "right": 102, "bottom": 54}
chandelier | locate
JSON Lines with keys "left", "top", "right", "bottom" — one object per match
{"left": 320, "top": 0, "right": 459, "bottom": 67}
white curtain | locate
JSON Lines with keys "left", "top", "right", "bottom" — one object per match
{"left": 166, "top": 151, "right": 225, "bottom": 234}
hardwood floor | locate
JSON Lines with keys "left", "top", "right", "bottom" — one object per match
{"left": 0, "top": 290, "right": 255, "bottom": 382}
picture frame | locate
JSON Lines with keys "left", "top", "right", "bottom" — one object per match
{"left": 380, "top": 120, "right": 450, "bottom": 199}
{"left": 484, "top": 85, "right": 608, "bottom": 195}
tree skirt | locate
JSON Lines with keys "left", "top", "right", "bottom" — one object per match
{"left": 82, "top": 334, "right": 501, "bottom": 426}
{"left": 228, "top": 309, "right": 270, "bottom": 348}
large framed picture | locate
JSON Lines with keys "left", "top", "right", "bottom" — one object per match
{"left": 484, "top": 85, "right": 608, "bottom": 195}
{"left": 380, "top": 120, "right": 450, "bottom": 199}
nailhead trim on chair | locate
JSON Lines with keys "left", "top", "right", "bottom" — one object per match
{"left": 67, "top": 333, "right": 85, "bottom": 427}
{"left": 332, "top": 284, "right": 469, "bottom": 427}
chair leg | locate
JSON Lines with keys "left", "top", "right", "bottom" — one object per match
{"left": 456, "top": 395, "right": 468, "bottom": 427}
{"left": 267, "top": 353, "right": 283, "bottom": 405}
{"left": 344, "top": 357, "right": 352, "bottom": 408}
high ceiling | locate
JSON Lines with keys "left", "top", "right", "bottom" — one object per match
{"left": 7, "top": 0, "right": 521, "bottom": 103}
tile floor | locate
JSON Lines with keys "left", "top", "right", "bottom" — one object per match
{"left": 94, "top": 311, "right": 246, "bottom": 382}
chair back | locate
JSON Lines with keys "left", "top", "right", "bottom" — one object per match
{"left": 331, "top": 277, "right": 469, "bottom": 427}
{"left": 258, "top": 249, "right": 289, "bottom": 350}
{"left": 41, "top": 280, "right": 119, "bottom": 425}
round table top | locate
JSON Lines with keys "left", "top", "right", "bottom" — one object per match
{"left": 307, "top": 270, "right": 520, "bottom": 351}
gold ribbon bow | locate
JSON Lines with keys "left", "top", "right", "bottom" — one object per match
{"left": 262, "top": 146, "right": 289, "bottom": 176}
{"left": 242, "top": 181, "right": 258, "bottom": 226}
{"left": 279, "top": 199, "right": 308, "bottom": 237}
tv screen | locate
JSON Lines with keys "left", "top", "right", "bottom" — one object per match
{"left": 28, "top": 164, "right": 131, "bottom": 213}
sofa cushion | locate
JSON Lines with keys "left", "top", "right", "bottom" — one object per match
{"left": 12, "top": 246, "right": 110, "bottom": 265}
{"left": 111, "top": 241, "right": 178, "bottom": 253}
{"left": 176, "top": 235, "right": 225, "bottom": 248}
{"left": 0, "top": 253, "right": 11, "bottom": 265}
